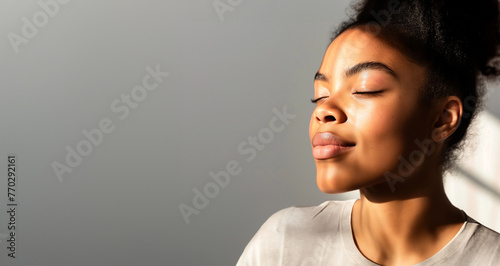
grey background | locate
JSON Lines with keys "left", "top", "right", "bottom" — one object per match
{"left": 0, "top": 1, "right": 499, "bottom": 266}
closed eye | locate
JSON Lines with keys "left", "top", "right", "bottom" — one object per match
{"left": 311, "top": 90, "right": 383, "bottom": 103}
{"left": 310, "top": 96, "right": 328, "bottom": 103}
{"left": 352, "top": 90, "right": 384, "bottom": 96}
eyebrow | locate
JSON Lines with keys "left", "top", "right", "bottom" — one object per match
{"left": 314, "top": 61, "right": 398, "bottom": 82}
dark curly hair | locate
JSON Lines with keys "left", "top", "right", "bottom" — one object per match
{"left": 331, "top": 0, "right": 500, "bottom": 171}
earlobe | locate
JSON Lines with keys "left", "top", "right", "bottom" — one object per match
{"left": 431, "top": 96, "right": 463, "bottom": 143}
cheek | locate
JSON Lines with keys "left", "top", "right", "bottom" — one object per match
{"left": 352, "top": 102, "right": 399, "bottom": 135}
{"left": 351, "top": 103, "right": 410, "bottom": 171}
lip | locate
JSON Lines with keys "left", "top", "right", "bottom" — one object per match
{"left": 311, "top": 132, "right": 355, "bottom": 159}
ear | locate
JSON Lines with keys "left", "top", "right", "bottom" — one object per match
{"left": 431, "top": 96, "right": 463, "bottom": 142}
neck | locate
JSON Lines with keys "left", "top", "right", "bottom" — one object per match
{"left": 351, "top": 165, "right": 466, "bottom": 265}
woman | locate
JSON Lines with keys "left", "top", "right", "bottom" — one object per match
{"left": 236, "top": 0, "right": 500, "bottom": 265}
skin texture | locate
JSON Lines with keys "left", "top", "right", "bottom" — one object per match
{"left": 309, "top": 27, "right": 465, "bottom": 266}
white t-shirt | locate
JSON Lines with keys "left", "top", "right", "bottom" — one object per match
{"left": 236, "top": 199, "right": 500, "bottom": 265}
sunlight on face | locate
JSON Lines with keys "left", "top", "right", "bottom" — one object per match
{"left": 309, "top": 27, "right": 433, "bottom": 193}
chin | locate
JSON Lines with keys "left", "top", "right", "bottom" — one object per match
{"left": 314, "top": 161, "right": 360, "bottom": 193}
{"left": 316, "top": 173, "right": 358, "bottom": 194}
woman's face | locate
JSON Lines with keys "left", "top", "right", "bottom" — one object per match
{"left": 309, "top": 27, "right": 436, "bottom": 193}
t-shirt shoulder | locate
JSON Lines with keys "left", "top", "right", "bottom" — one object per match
{"left": 425, "top": 214, "right": 500, "bottom": 266}
{"left": 235, "top": 206, "right": 291, "bottom": 266}
{"left": 256, "top": 199, "right": 351, "bottom": 236}
{"left": 461, "top": 215, "right": 500, "bottom": 265}
{"left": 236, "top": 199, "right": 354, "bottom": 266}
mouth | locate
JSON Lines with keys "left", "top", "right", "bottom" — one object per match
{"left": 311, "top": 132, "right": 355, "bottom": 159}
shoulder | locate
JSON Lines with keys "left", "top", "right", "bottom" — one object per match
{"left": 236, "top": 199, "right": 354, "bottom": 266}
{"left": 466, "top": 216, "right": 500, "bottom": 243}
{"left": 469, "top": 218, "right": 500, "bottom": 248}
{"left": 455, "top": 216, "right": 500, "bottom": 265}
{"left": 257, "top": 199, "right": 352, "bottom": 234}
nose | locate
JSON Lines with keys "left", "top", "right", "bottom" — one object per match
{"left": 314, "top": 101, "right": 347, "bottom": 124}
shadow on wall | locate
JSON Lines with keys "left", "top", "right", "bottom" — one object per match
{"left": 445, "top": 111, "right": 500, "bottom": 233}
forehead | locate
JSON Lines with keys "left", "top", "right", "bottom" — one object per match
{"left": 318, "top": 27, "right": 426, "bottom": 84}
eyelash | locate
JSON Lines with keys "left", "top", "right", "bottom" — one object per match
{"left": 353, "top": 91, "right": 383, "bottom": 95}
{"left": 310, "top": 96, "right": 327, "bottom": 103}
{"left": 310, "top": 91, "right": 383, "bottom": 104}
